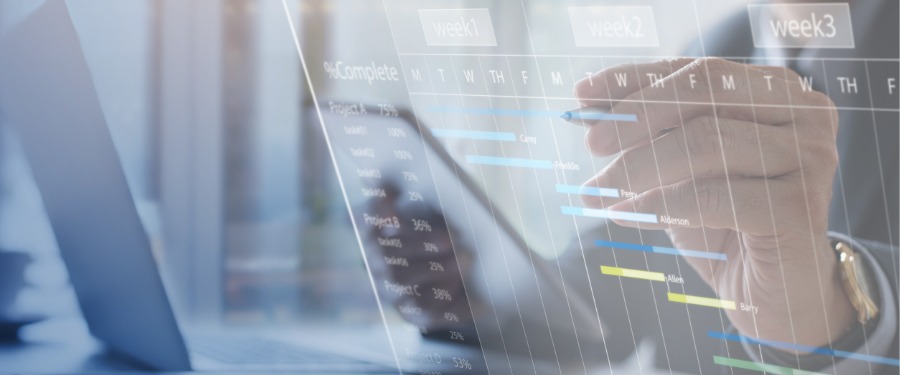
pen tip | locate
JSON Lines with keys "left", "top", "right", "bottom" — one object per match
{"left": 560, "top": 112, "right": 572, "bottom": 121}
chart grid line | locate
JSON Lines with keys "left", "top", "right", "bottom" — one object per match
{"left": 426, "top": 106, "right": 638, "bottom": 122}
{"left": 407, "top": 92, "right": 900, "bottom": 113}
{"left": 397, "top": 51, "right": 900, "bottom": 62}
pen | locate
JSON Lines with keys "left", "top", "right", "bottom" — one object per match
{"left": 560, "top": 108, "right": 673, "bottom": 139}
{"left": 560, "top": 107, "right": 639, "bottom": 126}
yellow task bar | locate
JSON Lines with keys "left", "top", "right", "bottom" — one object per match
{"left": 600, "top": 265, "right": 666, "bottom": 282}
{"left": 668, "top": 293, "right": 736, "bottom": 310}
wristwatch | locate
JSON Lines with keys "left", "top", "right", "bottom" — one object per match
{"left": 832, "top": 240, "right": 879, "bottom": 324}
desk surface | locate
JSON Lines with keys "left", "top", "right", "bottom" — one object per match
{"left": 0, "top": 318, "right": 408, "bottom": 375}
{"left": 0, "top": 317, "right": 668, "bottom": 375}
{"left": 0, "top": 318, "right": 145, "bottom": 373}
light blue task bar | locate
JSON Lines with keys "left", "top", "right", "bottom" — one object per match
{"left": 428, "top": 106, "right": 638, "bottom": 122}
{"left": 561, "top": 206, "right": 658, "bottom": 224}
{"left": 555, "top": 184, "right": 619, "bottom": 198}
{"left": 709, "top": 331, "right": 900, "bottom": 367}
{"left": 432, "top": 129, "right": 516, "bottom": 141}
{"left": 565, "top": 111, "right": 639, "bottom": 122}
{"left": 467, "top": 155, "right": 553, "bottom": 169}
{"left": 595, "top": 240, "right": 727, "bottom": 261}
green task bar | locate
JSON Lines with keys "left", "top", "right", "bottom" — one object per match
{"left": 600, "top": 265, "right": 665, "bottom": 282}
{"left": 668, "top": 293, "right": 736, "bottom": 310}
{"left": 713, "top": 356, "right": 827, "bottom": 375}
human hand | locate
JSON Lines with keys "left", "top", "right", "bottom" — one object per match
{"left": 575, "top": 58, "right": 854, "bottom": 348}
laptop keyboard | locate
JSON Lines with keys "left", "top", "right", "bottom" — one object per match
{"left": 188, "top": 335, "right": 386, "bottom": 368}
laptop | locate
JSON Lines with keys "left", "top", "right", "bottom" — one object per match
{"left": 0, "top": 1, "right": 601, "bottom": 374}
{"left": 0, "top": 2, "right": 402, "bottom": 372}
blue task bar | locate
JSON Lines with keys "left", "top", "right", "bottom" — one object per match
{"left": 555, "top": 184, "right": 620, "bottom": 198}
{"left": 466, "top": 155, "right": 553, "bottom": 169}
{"left": 427, "top": 106, "right": 638, "bottom": 122}
{"left": 708, "top": 331, "right": 900, "bottom": 367}
{"left": 564, "top": 110, "right": 639, "bottom": 122}
{"left": 561, "top": 206, "right": 658, "bottom": 224}
{"left": 595, "top": 239, "right": 727, "bottom": 261}
{"left": 431, "top": 129, "right": 516, "bottom": 141}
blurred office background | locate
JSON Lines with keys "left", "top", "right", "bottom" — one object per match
{"left": 0, "top": 0, "right": 380, "bottom": 329}
{"left": 0, "top": 0, "right": 744, "bottom": 330}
